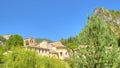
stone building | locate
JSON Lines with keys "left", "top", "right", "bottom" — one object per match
{"left": 24, "top": 37, "right": 35, "bottom": 46}
{"left": 23, "top": 37, "right": 69, "bottom": 59}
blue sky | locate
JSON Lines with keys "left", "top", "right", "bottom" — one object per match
{"left": 0, "top": 0, "right": 120, "bottom": 41}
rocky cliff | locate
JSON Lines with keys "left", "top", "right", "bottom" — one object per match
{"left": 94, "top": 8, "right": 120, "bottom": 39}
{"left": 2, "top": 34, "right": 11, "bottom": 40}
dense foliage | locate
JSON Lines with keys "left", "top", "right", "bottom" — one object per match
{"left": 94, "top": 8, "right": 120, "bottom": 47}
{"left": 0, "top": 46, "right": 5, "bottom": 63}
{"left": 6, "top": 34, "right": 23, "bottom": 49}
{"left": 71, "top": 16, "right": 120, "bottom": 68}
{"left": 3, "top": 48, "right": 66, "bottom": 68}
{"left": 78, "top": 16, "right": 118, "bottom": 46}
{"left": 0, "top": 36, "right": 6, "bottom": 46}
{"left": 60, "top": 37, "right": 78, "bottom": 50}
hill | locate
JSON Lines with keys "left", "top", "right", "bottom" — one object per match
{"left": 35, "top": 38, "right": 53, "bottom": 44}
{"left": 94, "top": 8, "right": 120, "bottom": 39}
{"left": 2, "top": 34, "right": 11, "bottom": 40}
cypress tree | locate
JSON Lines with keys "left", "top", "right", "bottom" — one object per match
{"left": 73, "top": 16, "right": 119, "bottom": 68}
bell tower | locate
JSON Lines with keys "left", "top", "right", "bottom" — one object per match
{"left": 24, "top": 37, "right": 35, "bottom": 47}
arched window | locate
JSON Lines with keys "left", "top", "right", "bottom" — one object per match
{"left": 30, "top": 39, "right": 33, "bottom": 43}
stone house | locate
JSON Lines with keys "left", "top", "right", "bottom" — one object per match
{"left": 23, "top": 37, "right": 69, "bottom": 59}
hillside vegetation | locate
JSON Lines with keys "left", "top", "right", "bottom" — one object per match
{"left": 94, "top": 8, "right": 120, "bottom": 46}
{"left": 35, "top": 38, "right": 53, "bottom": 44}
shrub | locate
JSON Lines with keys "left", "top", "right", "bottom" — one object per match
{"left": 4, "top": 47, "right": 66, "bottom": 68}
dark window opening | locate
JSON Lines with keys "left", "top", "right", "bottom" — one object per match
{"left": 30, "top": 39, "right": 33, "bottom": 43}
{"left": 39, "top": 49, "right": 40, "bottom": 53}
{"left": 60, "top": 52, "right": 62, "bottom": 56}
{"left": 26, "top": 41, "right": 29, "bottom": 45}
{"left": 65, "top": 52, "right": 67, "bottom": 55}
{"left": 42, "top": 50, "right": 44, "bottom": 53}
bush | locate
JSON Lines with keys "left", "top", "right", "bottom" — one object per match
{"left": 4, "top": 47, "right": 66, "bottom": 68}
{"left": 0, "top": 46, "right": 5, "bottom": 63}
{"left": 6, "top": 34, "right": 23, "bottom": 50}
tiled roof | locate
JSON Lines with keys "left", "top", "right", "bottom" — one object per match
{"left": 50, "top": 42, "right": 67, "bottom": 49}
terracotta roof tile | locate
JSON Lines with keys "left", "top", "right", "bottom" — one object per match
{"left": 50, "top": 42, "right": 67, "bottom": 49}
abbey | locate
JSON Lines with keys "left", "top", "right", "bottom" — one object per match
{"left": 23, "top": 37, "right": 69, "bottom": 59}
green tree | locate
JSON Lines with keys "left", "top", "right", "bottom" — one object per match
{"left": 6, "top": 34, "right": 23, "bottom": 49}
{"left": 0, "top": 36, "right": 6, "bottom": 46}
{"left": 0, "top": 36, "right": 6, "bottom": 64}
{"left": 73, "top": 16, "right": 120, "bottom": 68}
{"left": 0, "top": 46, "right": 5, "bottom": 63}
{"left": 68, "top": 43, "right": 78, "bottom": 50}
{"left": 60, "top": 37, "right": 78, "bottom": 49}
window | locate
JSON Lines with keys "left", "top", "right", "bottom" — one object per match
{"left": 42, "top": 50, "right": 44, "bottom": 54}
{"left": 39, "top": 49, "right": 40, "bottom": 53}
{"left": 65, "top": 52, "right": 67, "bottom": 55}
{"left": 60, "top": 52, "right": 62, "bottom": 56}
{"left": 25, "top": 40, "right": 29, "bottom": 45}
{"left": 45, "top": 50, "right": 47, "bottom": 54}
{"left": 30, "top": 39, "right": 33, "bottom": 43}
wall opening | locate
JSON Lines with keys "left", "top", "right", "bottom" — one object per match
{"left": 60, "top": 52, "right": 62, "bottom": 56}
